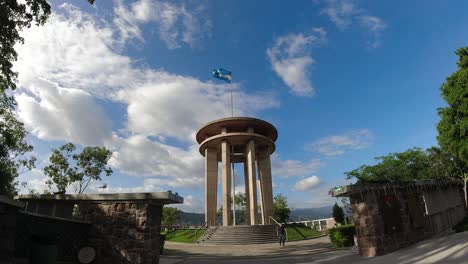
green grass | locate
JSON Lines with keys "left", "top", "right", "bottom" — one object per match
{"left": 286, "top": 226, "right": 323, "bottom": 241}
{"left": 165, "top": 229, "right": 206, "bottom": 243}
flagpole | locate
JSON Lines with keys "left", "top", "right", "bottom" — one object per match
{"left": 230, "top": 82, "right": 234, "bottom": 117}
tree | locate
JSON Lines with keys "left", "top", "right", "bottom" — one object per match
{"left": 162, "top": 207, "right": 181, "bottom": 226}
{"left": 0, "top": 96, "right": 35, "bottom": 197}
{"left": 234, "top": 192, "right": 247, "bottom": 207}
{"left": 0, "top": 0, "right": 50, "bottom": 93}
{"left": 44, "top": 143, "right": 112, "bottom": 194}
{"left": 0, "top": 0, "right": 94, "bottom": 94}
{"left": 437, "top": 47, "right": 468, "bottom": 207}
{"left": 273, "top": 193, "right": 291, "bottom": 223}
{"left": 345, "top": 147, "right": 432, "bottom": 182}
{"left": 332, "top": 202, "right": 345, "bottom": 225}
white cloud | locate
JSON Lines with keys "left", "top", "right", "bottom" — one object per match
{"left": 12, "top": 3, "right": 278, "bottom": 211}
{"left": 359, "top": 15, "right": 387, "bottom": 48}
{"left": 267, "top": 28, "right": 327, "bottom": 96}
{"left": 319, "top": 0, "right": 386, "bottom": 48}
{"left": 118, "top": 74, "right": 277, "bottom": 142}
{"left": 320, "top": 0, "right": 359, "bottom": 30}
{"left": 293, "top": 176, "right": 322, "bottom": 192}
{"left": 14, "top": 4, "right": 136, "bottom": 98}
{"left": 308, "top": 129, "right": 374, "bottom": 156}
{"left": 113, "top": 0, "right": 212, "bottom": 49}
{"left": 174, "top": 195, "right": 204, "bottom": 213}
{"left": 16, "top": 79, "right": 112, "bottom": 146}
{"left": 272, "top": 155, "right": 322, "bottom": 178}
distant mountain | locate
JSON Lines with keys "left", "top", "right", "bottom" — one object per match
{"left": 177, "top": 206, "right": 334, "bottom": 225}
{"left": 289, "top": 206, "right": 333, "bottom": 221}
{"left": 179, "top": 211, "right": 205, "bottom": 225}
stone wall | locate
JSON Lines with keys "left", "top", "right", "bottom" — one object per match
{"left": 78, "top": 201, "right": 163, "bottom": 264}
{"left": 0, "top": 196, "right": 22, "bottom": 262}
{"left": 14, "top": 211, "right": 91, "bottom": 262}
{"left": 350, "top": 185, "right": 465, "bottom": 257}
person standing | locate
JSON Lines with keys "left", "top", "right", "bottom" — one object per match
{"left": 277, "top": 223, "right": 287, "bottom": 247}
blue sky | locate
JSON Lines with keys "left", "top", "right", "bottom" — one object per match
{"left": 12, "top": 0, "right": 468, "bottom": 212}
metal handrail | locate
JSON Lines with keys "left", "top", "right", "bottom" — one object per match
{"left": 269, "top": 216, "right": 280, "bottom": 226}
{"left": 194, "top": 221, "right": 208, "bottom": 243}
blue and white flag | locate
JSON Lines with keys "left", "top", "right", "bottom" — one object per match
{"left": 212, "top": 68, "right": 232, "bottom": 83}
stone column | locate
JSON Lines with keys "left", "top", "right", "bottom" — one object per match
{"left": 246, "top": 138, "right": 258, "bottom": 225}
{"left": 205, "top": 148, "right": 218, "bottom": 226}
{"left": 258, "top": 156, "right": 274, "bottom": 225}
{"left": 221, "top": 140, "right": 232, "bottom": 226}
{"left": 243, "top": 162, "right": 251, "bottom": 225}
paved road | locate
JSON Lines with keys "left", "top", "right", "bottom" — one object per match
{"left": 160, "top": 232, "right": 468, "bottom": 264}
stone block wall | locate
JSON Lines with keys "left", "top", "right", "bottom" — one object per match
{"left": 78, "top": 202, "right": 163, "bottom": 264}
{"left": 350, "top": 186, "right": 465, "bottom": 257}
{"left": 0, "top": 199, "right": 20, "bottom": 262}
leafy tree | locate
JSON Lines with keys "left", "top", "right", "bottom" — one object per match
{"left": 162, "top": 207, "right": 181, "bottom": 226}
{"left": 0, "top": 96, "right": 35, "bottom": 197}
{"left": 234, "top": 192, "right": 247, "bottom": 207}
{"left": 0, "top": 0, "right": 94, "bottom": 94}
{"left": 44, "top": 143, "right": 112, "bottom": 194}
{"left": 345, "top": 147, "right": 431, "bottom": 182}
{"left": 273, "top": 193, "right": 291, "bottom": 223}
{"left": 0, "top": 0, "right": 50, "bottom": 93}
{"left": 437, "top": 47, "right": 468, "bottom": 206}
{"left": 332, "top": 202, "right": 345, "bottom": 225}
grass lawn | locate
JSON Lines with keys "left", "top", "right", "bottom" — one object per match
{"left": 286, "top": 226, "right": 323, "bottom": 241}
{"left": 165, "top": 229, "right": 206, "bottom": 243}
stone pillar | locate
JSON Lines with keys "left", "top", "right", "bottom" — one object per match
{"left": 246, "top": 138, "right": 258, "bottom": 225}
{"left": 205, "top": 148, "right": 218, "bottom": 226}
{"left": 221, "top": 140, "right": 232, "bottom": 226}
{"left": 243, "top": 162, "right": 251, "bottom": 225}
{"left": 258, "top": 156, "right": 274, "bottom": 225}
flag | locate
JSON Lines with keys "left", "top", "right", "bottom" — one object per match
{"left": 212, "top": 68, "right": 232, "bottom": 83}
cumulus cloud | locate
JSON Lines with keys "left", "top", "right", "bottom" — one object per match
{"left": 319, "top": 0, "right": 386, "bottom": 48}
{"left": 293, "top": 176, "right": 322, "bottom": 192}
{"left": 267, "top": 28, "right": 327, "bottom": 96}
{"left": 272, "top": 155, "right": 322, "bottom": 178}
{"left": 308, "top": 129, "right": 374, "bottom": 156}
{"left": 114, "top": 0, "right": 212, "bottom": 49}
{"left": 12, "top": 3, "right": 278, "bottom": 204}
{"left": 16, "top": 79, "right": 112, "bottom": 146}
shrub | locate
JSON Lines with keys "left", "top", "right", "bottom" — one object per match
{"left": 160, "top": 234, "right": 166, "bottom": 254}
{"left": 328, "top": 224, "right": 355, "bottom": 247}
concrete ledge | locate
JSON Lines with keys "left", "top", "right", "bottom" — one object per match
{"left": 19, "top": 210, "right": 91, "bottom": 224}
{"left": 0, "top": 195, "right": 24, "bottom": 208}
{"left": 15, "top": 192, "right": 183, "bottom": 204}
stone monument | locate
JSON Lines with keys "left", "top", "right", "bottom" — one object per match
{"left": 196, "top": 117, "right": 277, "bottom": 226}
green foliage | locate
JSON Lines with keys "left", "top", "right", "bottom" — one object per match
{"left": 160, "top": 233, "right": 166, "bottom": 254}
{"left": 234, "top": 192, "right": 246, "bottom": 207}
{"left": 328, "top": 225, "right": 355, "bottom": 248}
{"left": 332, "top": 203, "right": 345, "bottom": 225}
{"left": 437, "top": 47, "right": 468, "bottom": 206}
{"left": 44, "top": 143, "right": 112, "bottom": 193}
{"left": 273, "top": 193, "right": 291, "bottom": 223}
{"left": 345, "top": 147, "right": 460, "bottom": 183}
{"left": 286, "top": 226, "right": 322, "bottom": 241}
{"left": 0, "top": 97, "right": 35, "bottom": 197}
{"left": 165, "top": 229, "right": 205, "bottom": 243}
{"left": 162, "top": 207, "right": 181, "bottom": 226}
{"left": 0, "top": 0, "right": 51, "bottom": 93}
{"left": 345, "top": 147, "right": 432, "bottom": 182}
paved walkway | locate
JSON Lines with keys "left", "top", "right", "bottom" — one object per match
{"left": 160, "top": 232, "right": 468, "bottom": 264}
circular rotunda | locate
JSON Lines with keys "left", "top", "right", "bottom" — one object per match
{"left": 196, "top": 117, "right": 278, "bottom": 226}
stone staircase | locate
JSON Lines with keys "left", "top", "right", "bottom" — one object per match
{"left": 198, "top": 225, "right": 278, "bottom": 244}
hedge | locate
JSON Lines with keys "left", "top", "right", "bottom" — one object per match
{"left": 328, "top": 225, "right": 355, "bottom": 247}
